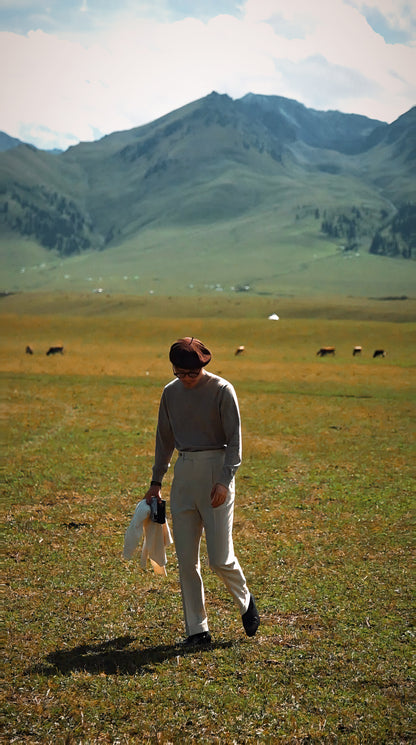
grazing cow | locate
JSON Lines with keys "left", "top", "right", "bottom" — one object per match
{"left": 317, "top": 347, "right": 335, "bottom": 357}
{"left": 25, "top": 345, "right": 33, "bottom": 355}
{"left": 353, "top": 346, "right": 362, "bottom": 356}
{"left": 46, "top": 346, "right": 64, "bottom": 356}
{"left": 235, "top": 345, "right": 245, "bottom": 356}
{"left": 373, "top": 349, "right": 386, "bottom": 358}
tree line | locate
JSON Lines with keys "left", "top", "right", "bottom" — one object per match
{"left": 320, "top": 203, "right": 415, "bottom": 259}
{"left": 0, "top": 184, "right": 97, "bottom": 256}
{"left": 369, "top": 203, "right": 416, "bottom": 260}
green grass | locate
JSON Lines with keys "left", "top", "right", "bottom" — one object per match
{"left": 2, "top": 295, "right": 415, "bottom": 743}
{"left": 2, "top": 209, "right": 416, "bottom": 298}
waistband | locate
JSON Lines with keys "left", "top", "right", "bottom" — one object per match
{"left": 178, "top": 448, "right": 225, "bottom": 461}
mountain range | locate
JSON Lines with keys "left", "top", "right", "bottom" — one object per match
{"left": 1, "top": 92, "right": 415, "bottom": 296}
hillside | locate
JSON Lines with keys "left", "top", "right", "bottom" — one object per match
{"left": 0, "top": 93, "right": 415, "bottom": 296}
{"left": 0, "top": 132, "right": 26, "bottom": 152}
{"left": 0, "top": 131, "right": 63, "bottom": 154}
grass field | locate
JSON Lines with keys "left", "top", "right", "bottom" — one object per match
{"left": 2, "top": 215, "right": 416, "bottom": 298}
{"left": 2, "top": 293, "right": 415, "bottom": 744}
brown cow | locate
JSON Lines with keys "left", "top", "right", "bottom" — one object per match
{"left": 317, "top": 347, "right": 335, "bottom": 357}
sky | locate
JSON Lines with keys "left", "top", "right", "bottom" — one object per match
{"left": 1, "top": 0, "right": 415, "bottom": 150}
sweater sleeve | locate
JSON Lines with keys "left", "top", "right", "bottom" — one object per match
{"left": 151, "top": 391, "right": 175, "bottom": 484}
{"left": 218, "top": 383, "right": 242, "bottom": 488}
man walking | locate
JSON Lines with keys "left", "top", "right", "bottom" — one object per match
{"left": 144, "top": 336, "right": 260, "bottom": 646}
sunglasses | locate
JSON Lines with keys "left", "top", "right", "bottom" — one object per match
{"left": 173, "top": 369, "right": 201, "bottom": 379}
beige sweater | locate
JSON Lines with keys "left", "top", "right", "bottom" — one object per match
{"left": 152, "top": 371, "right": 242, "bottom": 488}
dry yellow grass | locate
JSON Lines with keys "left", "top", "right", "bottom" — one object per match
{"left": 2, "top": 293, "right": 415, "bottom": 743}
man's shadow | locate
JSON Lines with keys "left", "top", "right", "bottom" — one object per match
{"left": 27, "top": 635, "right": 233, "bottom": 676}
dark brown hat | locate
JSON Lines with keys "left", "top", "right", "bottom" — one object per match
{"left": 169, "top": 337, "right": 211, "bottom": 369}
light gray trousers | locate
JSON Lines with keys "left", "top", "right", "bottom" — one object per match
{"left": 170, "top": 449, "right": 250, "bottom": 636}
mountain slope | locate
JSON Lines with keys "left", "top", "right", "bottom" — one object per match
{"left": 0, "top": 92, "right": 415, "bottom": 295}
{"left": 239, "top": 93, "right": 383, "bottom": 154}
{"left": 0, "top": 131, "right": 25, "bottom": 152}
{"left": 0, "top": 131, "right": 63, "bottom": 154}
{"left": 358, "top": 107, "right": 416, "bottom": 200}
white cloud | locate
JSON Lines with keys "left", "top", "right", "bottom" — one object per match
{"left": 347, "top": 0, "right": 416, "bottom": 38}
{"left": 242, "top": 0, "right": 416, "bottom": 119}
{"left": 0, "top": 30, "right": 132, "bottom": 147}
{"left": 0, "top": 0, "right": 415, "bottom": 149}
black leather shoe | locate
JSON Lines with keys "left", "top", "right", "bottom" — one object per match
{"left": 182, "top": 631, "right": 212, "bottom": 647}
{"left": 242, "top": 595, "right": 260, "bottom": 637}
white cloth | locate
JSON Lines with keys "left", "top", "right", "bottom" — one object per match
{"left": 123, "top": 499, "right": 173, "bottom": 576}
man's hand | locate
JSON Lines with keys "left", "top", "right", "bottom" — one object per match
{"left": 210, "top": 482, "right": 228, "bottom": 508}
{"left": 144, "top": 485, "right": 162, "bottom": 505}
